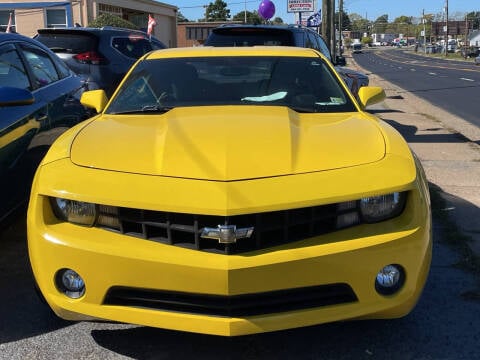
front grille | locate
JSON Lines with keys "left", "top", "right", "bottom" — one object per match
{"left": 103, "top": 284, "right": 358, "bottom": 317}
{"left": 96, "top": 203, "right": 354, "bottom": 254}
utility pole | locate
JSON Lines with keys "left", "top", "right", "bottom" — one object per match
{"left": 423, "top": 9, "right": 426, "bottom": 54}
{"left": 321, "top": 0, "right": 332, "bottom": 52}
{"left": 330, "top": 0, "right": 335, "bottom": 60}
{"left": 338, "top": 0, "right": 343, "bottom": 55}
{"left": 244, "top": 0, "right": 247, "bottom": 23}
{"left": 445, "top": 0, "right": 448, "bottom": 57}
{"left": 464, "top": 15, "right": 468, "bottom": 59}
{"left": 321, "top": 0, "right": 337, "bottom": 59}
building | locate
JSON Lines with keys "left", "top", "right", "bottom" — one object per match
{"left": 468, "top": 29, "right": 480, "bottom": 47}
{"left": 431, "top": 20, "right": 471, "bottom": 42}
{"left": 372, "top": 33, "right": 395, "bottom": 45}
{"left": 177, "top": 21, "right": 243, "bottom": 47}
{"left": 0, "top": 0, "right": 177, "bottom": 47}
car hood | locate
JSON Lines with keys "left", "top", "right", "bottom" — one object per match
{"left": 70, "top": 106, "right": 385, "bottom": 181}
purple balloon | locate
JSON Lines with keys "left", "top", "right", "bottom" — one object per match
{"left": 258, "top": 0, "right": 275, "bottom": 20}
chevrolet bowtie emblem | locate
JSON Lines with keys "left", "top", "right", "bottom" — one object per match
{"left": 200, "top": 225, "right": 254, "bottom": 244}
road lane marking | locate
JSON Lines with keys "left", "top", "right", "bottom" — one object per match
{"left": 460, "top": 78, "right": 474, "bottom": 82}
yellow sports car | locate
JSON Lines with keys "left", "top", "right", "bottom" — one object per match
{"left": 28, "top": 46, "right": 432, "bottom": 337}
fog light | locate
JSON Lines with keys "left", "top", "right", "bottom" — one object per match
{"left": 375, "top": 264, "right": 405, "bottom": 295}
{"left": 56, "top": 269, "right": 86, "bottom": 299}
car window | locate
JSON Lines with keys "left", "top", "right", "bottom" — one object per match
{"left": 306, "top": 31, "right": 321, "bottom": 51}
{"left": 107, "top": 56, "right": 355, "bottom": 114}
{"left": 0, "top": 43, "right": 31, "bottom": 90}
{"left": 19, "top": 43, "right": 59, "bottom": 88}
{"left": 52, "top": 54, "right": 71, "bottom": 78}
{"left": 112, "top": 37, "right": 161, "bottom": 59}
{"left": 35, "top": 32, "right": 97, "bottom": 54}
{"left": 206, "top": 29, "right": 294, "bottom": 46}
{"left": 315, "top": 35, "right": 332, "bottom": 62}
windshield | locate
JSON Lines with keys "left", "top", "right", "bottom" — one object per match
{"left": 106, "top": 56, "right": 356, "bottom": 114}
{"left": 205, "top": 29, "right": 294, "bottom": 46}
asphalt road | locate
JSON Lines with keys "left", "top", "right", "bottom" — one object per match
{"left": 0, "top": 209, "right": 479, "bottom": 359}
{"left": 352, "top": 48, "right": 480, "bottom": 128}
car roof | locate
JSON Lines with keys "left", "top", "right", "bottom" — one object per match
{"left": 215, "top": 24, "right": 309, "bottom": 31}
{"left": 0, "top": 31, "right": 59, "bottom": 52}
{"left": 145, "top": 45, "right": 326, "bottom": 60}
{"left": 37, "top": 27, "right": 151, "bottom": 37}
{"left": 0, "top": 32, "right": 35, "bottom": 42}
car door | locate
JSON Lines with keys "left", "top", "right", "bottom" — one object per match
{"left": 0, "top": 39, "right": 86, "bottom": 221}
{"left": 17, "top": 41, "right": 86, "bottom": 133}
{"left": 0, "top": 43, "right": 45, "bottom": 172}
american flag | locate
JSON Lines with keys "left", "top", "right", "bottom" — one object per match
{"left": 307, "top": 10, "right": 321, "bottom": 27}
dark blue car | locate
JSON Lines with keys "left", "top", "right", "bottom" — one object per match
{"left": 0, "top": 32, "right": 88, "bottom": 222}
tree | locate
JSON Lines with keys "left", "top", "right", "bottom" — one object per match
{"left": 88, "top": 13, "right": 138, "bottom": 29}
{"left": 349, "top": 13, "right": 369, "bottom": 33}
{"left": 205, "top": 0, "right": 230, "bottom": 22}
{"left": 466, "top": 11, "right": 480, "bottom": 29}
{"left": 334, "top": 10, "right": 351, "bottom": 31}
{"left": 393, "top": 15, "right": 412, "bottom": 25}
{"left": 232, "top": 10, "right": 262, "bottom": 24}
{"left": 232, "top": 10, "right": 283, "bottom": 25}
{"left": 361, "top": 36, "right": 372, "bottom": 46}
{"left": 272, "top": 17, "right": 284, "bottom": 24}
{"left": 391, "top": 16, "right": 413, "bottom": 37}
{"left": 177, "top": 11, "right": 189, "bottom": 23}
{"left": 373, "top": 14, "right": 388, "bottom": 33}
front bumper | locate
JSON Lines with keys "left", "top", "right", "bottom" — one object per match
{"left": 28, "top": 190, "right": 431, "bottom": 336}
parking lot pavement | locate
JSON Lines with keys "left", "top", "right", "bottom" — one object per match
{"left": 347, "top": 54, "right": 480, "bottom": 257}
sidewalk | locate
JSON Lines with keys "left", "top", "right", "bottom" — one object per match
{"left": 347, "top": 54, "right": 480, "bottom": 257}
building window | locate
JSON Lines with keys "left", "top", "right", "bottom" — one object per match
{"left": 186, "top": 27, "right": 213, "bottom": 41}
{"left": 46, "top": 8, "right": 67, "bottom": 28}
{"left": 98, "top": 4, "right": 123, "bottom": 16}
{"left": 0, "top": 10, "right": 15, "bottom": 33}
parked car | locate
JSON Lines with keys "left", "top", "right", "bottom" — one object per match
{"left": 0, "top": 32, "right": 88, "bottom": 222}
{"left": 460, "top": 46, "right": 479, "bottom": 58}
{"left": 475, "top": 53, "right": 480, "bottom": 65}
{"left": 28, "top": 46, "right": 432, "bottom": 337}
{"left": 352, "top": 42, "right": 363, "bottom": 54}
{"left": 35, "top": 27, "right": 167, "bottom": 97}
{"left": 204, "top": 24, "right": 369, "bottom": 96}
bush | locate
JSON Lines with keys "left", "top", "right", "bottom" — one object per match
{"left": 88, "top": 13, "right": 139, "bottom": 30}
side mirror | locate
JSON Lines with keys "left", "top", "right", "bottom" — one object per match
{"left": 335, "top": 55, "right": 347, "bottom": 66}
{"left": 0, "top": 86, "right": 35, "bottom": 106}
{"left": 357, "top": 86, "right": 386, "bottom": 108}
{"left": 80, "top": 89, "right": 108, "bottom": 113}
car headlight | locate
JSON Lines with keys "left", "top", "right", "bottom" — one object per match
{"left": 360, "top": 192, "right": 406, "bottom": 223}
{"left": 50, "top": 198, "right": 97, "bottom": 226}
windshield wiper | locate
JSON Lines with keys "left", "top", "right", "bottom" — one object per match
{"left": 109, "top": 105, "right": 174, "bottom": 115}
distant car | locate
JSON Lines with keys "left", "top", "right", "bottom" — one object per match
{"left": 28, "top": 46, "right": 432, "bottom": 337}
{"left": 204, "top": 24, "right": 369, "bottom": 96}
{"left": 35, "top": 27, "right": 167, "bottom": 96}
{"left": 352, "top": 43, "right": 362, "bottom": 53}
{"left": 0, "top": 32, "right": 88, "bottom": 222}
{"left": 475, "top": 54, "right": 480, "bottom": 65}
